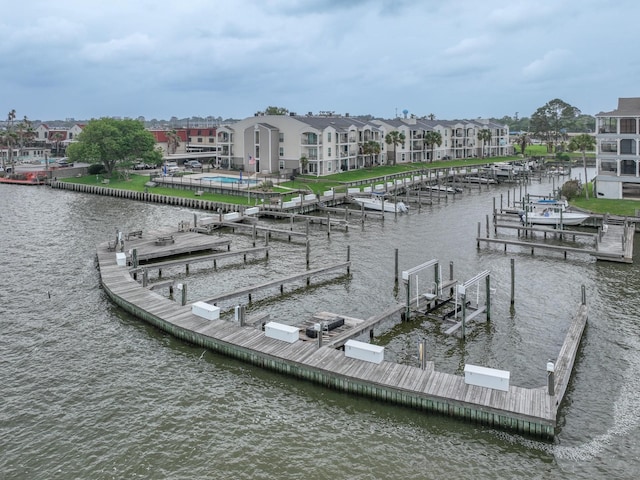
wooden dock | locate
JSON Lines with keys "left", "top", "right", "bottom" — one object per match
{"left": 96, "top": 230, "right": 588, "bottom": 439}
{"left": 478, "top": 215, "right": 635, "bottom": 263}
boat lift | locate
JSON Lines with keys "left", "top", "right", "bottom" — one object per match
{"left": 401, "top": 259, "right": 456, "bottom": 321}
{"left": 444, "top": 270, "right": 492, "bottom": 338}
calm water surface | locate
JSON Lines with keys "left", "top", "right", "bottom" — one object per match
{"left": 2, "top": 172, "right": 640, "bottom": 479}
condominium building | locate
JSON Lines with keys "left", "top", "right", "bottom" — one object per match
{"left": 213, "top": 113, "right": 511, "bottom": 176}
{"left": 595, "top": 97, "right": 640, "bottom": 199}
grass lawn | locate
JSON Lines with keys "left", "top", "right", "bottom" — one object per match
{"left": 63, "top": 164, "right": 639, "bottom": 217}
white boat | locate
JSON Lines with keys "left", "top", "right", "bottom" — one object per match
{"left": 529, "top": 198, "right": 568, "bottom": 210}
{"left": 351, "top": 194, "right": 408, "bottom": 213}
{"left": 424, "top": 185, "right": 456, "bottom": 194}
{"left": 518, "top": 207, "right": 590, "bottom": 226}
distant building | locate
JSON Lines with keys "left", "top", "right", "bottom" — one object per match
{"left": 595, "top": 98, "right": 640, "bottom": 199}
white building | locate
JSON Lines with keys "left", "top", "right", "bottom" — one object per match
{"left": 595, "top": 97, "right": 640, "bottom": 199}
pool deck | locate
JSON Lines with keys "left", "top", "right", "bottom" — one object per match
{"left": 153, "top": 171, "right": 283, "bottom": 189}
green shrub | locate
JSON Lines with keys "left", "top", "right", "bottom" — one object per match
{"left": 561, "top": 179, "right": 580, "bottom": 200}
{"left": 88, "top": 163, "right": 105, "bottom": 175}
{"left": 556, "top": 152, "right": 570, "bottom": 162}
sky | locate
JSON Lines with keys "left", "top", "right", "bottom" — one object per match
{"left": 2, "top": 0, "right": 639, "bottom": 122}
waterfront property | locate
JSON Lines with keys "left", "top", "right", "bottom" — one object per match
{"left": 595, "top": 97, "right": 640, "bottom": 199}
{"left": 96, "top": 228, "right": 588, "bottom": 438}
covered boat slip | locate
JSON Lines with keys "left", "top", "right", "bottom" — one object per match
{"left": 97, "top": 229, "right": 588, "bottom": 438}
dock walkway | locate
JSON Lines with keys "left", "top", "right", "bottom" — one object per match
{"left": 97, "top": 230, "right": 588, "bottom": 438}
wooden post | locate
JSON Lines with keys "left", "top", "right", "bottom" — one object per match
{"left": 181, "top": 283, "right": 187, "bottom": 306}
{"left": 347, "top": 245, "right": 351, "bottom": 275}
{"left": 132, "top": 248, "right": 138, "bottom": 268}
{"left": 485, "top": 214, "right": 490, "bottom": 238}
{"left": 193, "top": 213, "right": 198, "bottom": 228}
{"left": 547, "top": 361, "right": 555, "bottom": 396}
{"left": 290, "top": 214, "right": 294, "bottom": 231}
{"left": 306, "top": 240, "right": 310, "bottom": 269}
{"left": 158, "top": 268, "right": 162, "bottom": 279}
{"left": 186, "top": 263, "right": 189, "bottom": 275}
{"left": 405, "top": 277, "right": 411, "bottom": 322}
{"left": 252, "top": 224, "right": 257, "bottom": 247}
{"left": 510, "top": 258, "right": 515, "bottom": 306}
{"left": 461, "top": 292, "right": 467, "bottom": 339}
{"left": 169, "top": 284, "right": 174, "bottom": 300}
{"left": 477, "top": 222, "right": 481, "bottom": 248}
{"left": 317, "top": 324, "right": 323, "bottom": 348}
{"left": 485, "top": 274, "right": 491, "bottom": 321}
{"left": 394, "top": 248, "right": 399, "bottom": 284}
{"left": 327, "top": 213, "right": 331, "bottom": 236}
{"left": 306, "top": 218, "right": 310, "bottom": 238}
{"left": 581, "top": 284, "right": 586, "bottom": 305}
{"left": 142, "top": 268, "right": 148, "bottom": 287}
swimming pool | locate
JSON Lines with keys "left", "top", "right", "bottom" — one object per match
{"left": 201, "top": 176, "right": 259, "bottom": 185}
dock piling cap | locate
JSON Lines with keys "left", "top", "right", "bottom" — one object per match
{"left": 547, "top": 361, "right": 555, "bottom": 372}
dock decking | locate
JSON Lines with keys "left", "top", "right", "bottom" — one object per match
{"left": 97, "top": 230, "right": 588, "bottom": 439}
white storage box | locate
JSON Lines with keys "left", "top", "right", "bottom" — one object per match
{"left": 345, "top": 339, "right": 384, "bottom": 364}
{"left": 191, "top": 301, "right": 220, "bottom": 321}
{"left": 244, "top": 207, "right": 259, "bottom": 216}
{"left": 264, "top": 322, "right": 299, "bottom": 343}
{"left": 464, "top": 364, "right": 510, "bottom": 392}
{"left": 116, "top": 252, "right": 127, "bottom": 267}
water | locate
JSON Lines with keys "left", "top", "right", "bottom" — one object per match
{"left": 200, "top": 176, "right": 259, "bottom": 185}
{"left": 2, "top": 173, "right": 640, "bottom": 479}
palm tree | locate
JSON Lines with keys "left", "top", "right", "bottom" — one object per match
{"left": 423, "top": 130, "right": 442, "bottom": 163}
{"left": 299, "top": 155, "right": 308, "bottom": 174}
{"left": 2, "top": 109, "right": 16, "bottom": 172}
{"left": 385, "top": 131, "right": 405, "bottom": 166}
{"left": 361, "top": 140, "right": 381, "bottom": 167}
{"left": 50, "top": 132, "right": 64, "bottom": 157}
{"left": 568, "top": 133, "right": 596, "bottom": 199}
{"left": 477, "top": 128, "right": 492, "bottom": 158}
{"left": 166, "top": 129, "right": 181, "bottom": 154}
{"left": 15, "top": 116, "right": 35, "bottom": 160}
{"left": 516, "top": 132, "right": 531, "bottom": 156}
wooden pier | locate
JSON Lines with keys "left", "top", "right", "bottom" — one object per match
{"left": 477, "top": 212, "right": 635, "bottom": 263}
{"left": 96, "top": 229, "right": 589, "bottom": 439}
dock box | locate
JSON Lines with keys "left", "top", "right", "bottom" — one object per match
{"left": 191, "top": 301, "right": 220, "bottom": 321}
{"left": 244, "top": 207, "right": 259, "bottom": 216}
{"left": 265, "top": 321, "right": 299, "bottom": 343}
{"left": 464, "top": 364, "right": 510, "bottom": 391}
{"left": 304, "top": 193, "right": 317, "bottom": 201}
{"left": 347, "top": 187, "right": 361, "bottom": 195}
{"left": 345, "top": 339, "right": 384, "bottom": 364}
{"left": 115, "top": 252, "right": 127, "bottom": 267}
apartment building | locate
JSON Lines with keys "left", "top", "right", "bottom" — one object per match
{"left": 595, "top": 97, "right": 640, "bottom": 199}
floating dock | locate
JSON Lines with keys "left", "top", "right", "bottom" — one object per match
{"left": 97, "top": 229, "right": 587, "bottom": 439}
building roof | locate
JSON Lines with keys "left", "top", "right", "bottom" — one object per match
{"left": 596, "top": 97, "right": 640, "bottom": 116}
{"left": 293, "top": 115, "right": 376, "bottom": 132}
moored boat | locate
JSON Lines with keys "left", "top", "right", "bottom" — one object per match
{"left": 351, "top": 194, "right": 408, "bottom": 213}
{"left": 518, "top": 207, "right": 590, "bottom": 226}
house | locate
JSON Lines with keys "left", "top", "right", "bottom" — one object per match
{"left": 595, "top": 97, "right": 640, "bottom": 199}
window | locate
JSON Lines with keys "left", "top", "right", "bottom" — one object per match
{"left": 621, "top": 159, "right": 636, "bottom": 175}
{"left": 197, "top": 138, "right": 203, "bottom": 143}
{"left": 620, "top": 139, "right": 636, "bottom": 155}
{"left": 254, "top": 131, "right": 259, "bottom": 143}
{"left": 327, "top": 162, "right": 332, "bottom": 172}
{"left": 279, "top": 133, "right": 284, "bottom": 142}
{"left": 600, "top": 160, "right": 617, "bottom": 173}
{"left": 601, "top": 141, "right": 617, "bottom": 153}
{"left": 328, "top": 132, "right": 331, "bottom": 142}
{"left": 620, "top": 118, "right": 636, "bottom": 134}
{"left": 328, "top": 147, "right": 331, "bottom": 157}
{"left": 279, "top": 160, "right": 285, "bottom": 170}
{"left": 279, "top": 147, "right": 283, "bottom": 157}
{"left": 209, "top": 137, "right": 214, "bottom": 143}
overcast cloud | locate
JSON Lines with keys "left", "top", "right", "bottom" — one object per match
{"left": 1, "top": 0, "right": 637, "bottom": 121}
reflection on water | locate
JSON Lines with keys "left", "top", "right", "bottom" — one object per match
{"left": 1, "top": 176, "right": 640, "bottom": 478}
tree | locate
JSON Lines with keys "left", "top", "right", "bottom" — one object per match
{"left": 423, "top": 130, "right": 442, "bottom": 163}
{"left": 50, "top": 132, "right": 65, "bottom": 157}
{"left": 15, "top": 117, "right": 36, "bottom": 159}
{"left": 515, "top": 132, "right": 531, "bottom": 156}
{"left": 385, "top": 130, "right": 405, "bottom": 165}
{"left": 66, "top": 118, "right": 160, "bottom": 176}
{"left": 477, "top": 128, "right": 492, "bottom": 158}
{"left": 299, "top": 155, "right": 308, "bottom": 174}
{"left": 166, "top": 129, "right": 181, "bottom": 154}
{"left": 530, "top": 99, "right": 581, "bottom": 152}
{"left": 264, "top": 106, "right": 289, "bottom": 115}
{"left": 0, "top": 110, "right": 19, "bottom": 174}
{"left": 568, "top": 133, "right": 596, "bottom": 199}
{"left": 361, "top": 140, "right": 381, "bottom": 167}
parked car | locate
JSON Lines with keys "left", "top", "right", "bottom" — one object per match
{"left": 163, "top": 162, "right": 180, "bottom": 175}
{"left": 57, "top": 160, "right": 73, "bottom": 168}
{"left": 133, "top": 162, "right": 150, "bottom": 170}
{"left": 184, "top": 160, "right": 203, "bottom": 169}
